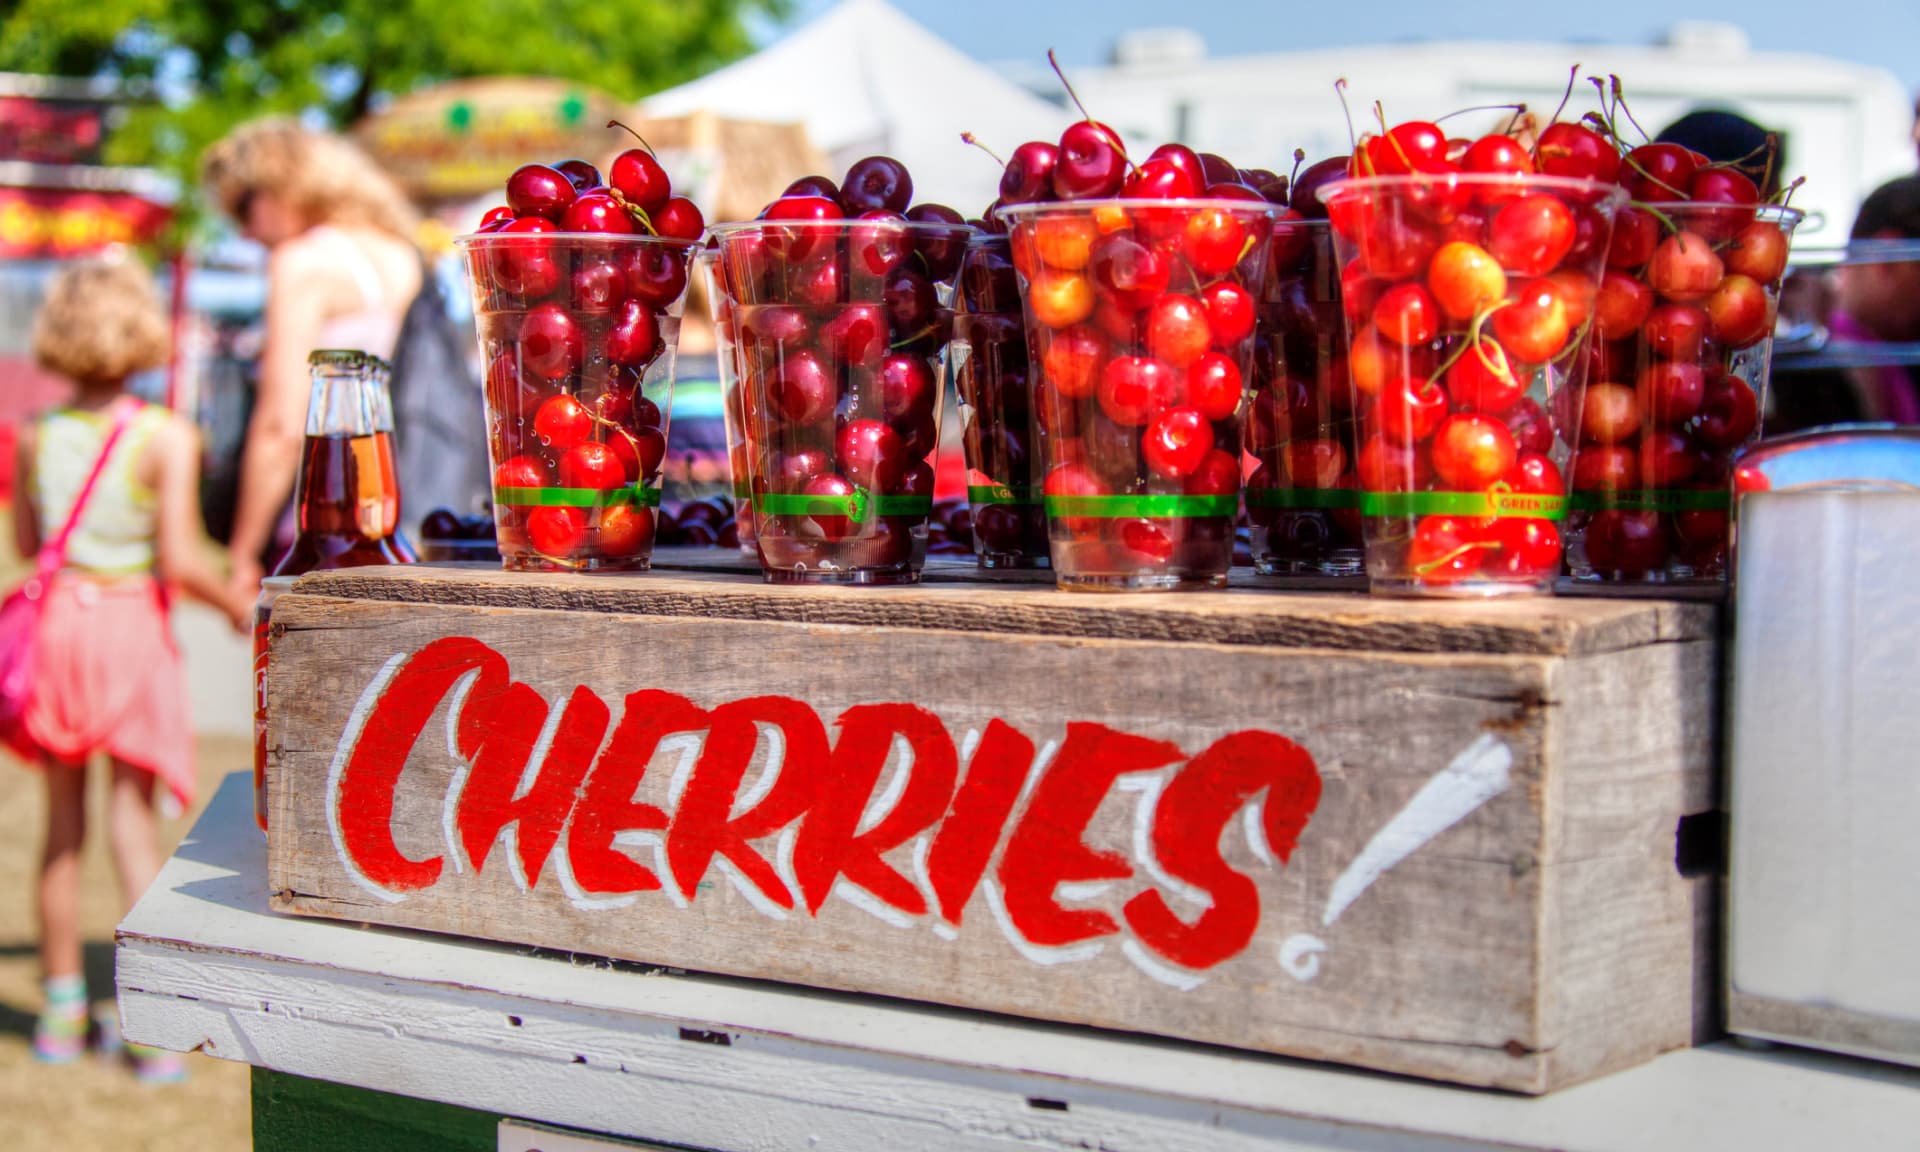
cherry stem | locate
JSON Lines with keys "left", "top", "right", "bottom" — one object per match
{"left": 1048, "top": 49, "right": 1095, "bottom": 124}
{"left": 1501, "top": 105, "right": 1530, "bottom": 139}
{"left": 960, "top": 132, "right": 1008, "bottom": 170}
{"left": 1435, "top": 102, "right": 1526, "bottom": 126}
{"left": 606, "top": 187, "right": 658, "bottom": 236}
{"left": 1334, "top": 78, "right": 1359, "bottom": 155}
{"left": 1631, "top": 199, "right": 1681, "bottom": 234}
{"left": 1776, "top": 175, "right": 1806, "bottom": 210}
{"left": 1547, "top": 65, "right": 1580, "bottom": 129}
{"left": 1611, "top": 76, "right": 1653, "bottom": 145}
{"left": 606, "top": 119, "right": 657, "bottom": 156}
{"left": 1289, "top": 148, "right": 1306, "bottom": 186}
{"left": 1413, "top": 539, "right": 1498, "bottom": 577}
{"left": 1433, "top": 300, "right": 1512, "bottom": 380}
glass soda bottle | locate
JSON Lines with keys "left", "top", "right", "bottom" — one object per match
{"left": 256, "top": 349, "right": 418, "bottom": 832}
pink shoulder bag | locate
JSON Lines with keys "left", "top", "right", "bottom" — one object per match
{"left": 0, "top": 400, "right": 140, "bottom": 738}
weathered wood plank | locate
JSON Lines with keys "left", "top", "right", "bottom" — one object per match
{"left": 263, "top": 577, "right": 1716, "bottom": 1093}
{"left": 293, "top": 564, "right": 1718, "bottom": 658}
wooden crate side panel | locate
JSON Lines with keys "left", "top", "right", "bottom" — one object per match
{"left": 265, "top": 594, "right": 1560, "bottom": 1089}
{"left": 1540, "top": 640, "right": 1718, "bottom": 1089}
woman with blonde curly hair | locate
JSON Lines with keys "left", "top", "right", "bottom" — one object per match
{"left": 201, "top": 119, "right": 423, "bottom": 593}
{"left": 12, "top": 257, "right": 251, "bottom": 1082}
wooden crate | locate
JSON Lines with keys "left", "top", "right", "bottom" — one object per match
{"left": 264, "top": 567, "right": 1719, "bottom": 1094}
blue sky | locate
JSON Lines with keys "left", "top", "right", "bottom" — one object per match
{"left": 777, "top": 0, "right": 1920, "bottom": 92}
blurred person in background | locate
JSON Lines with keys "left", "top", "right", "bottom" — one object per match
{"left": 10, "top": 259, "right": 252, "bottom": 1083}
{"left": 1772, "top": 175, "right": 1920, "bottom": 429}
{"left": 1657, "top": 108, "right": 1784, "bottom": 196}
{"left": 200, "top": 120, "right": 422, "bottom": 597}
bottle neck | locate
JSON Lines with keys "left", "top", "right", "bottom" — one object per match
{"left": 305, "top": 365, "right": 394, "bottom": 437}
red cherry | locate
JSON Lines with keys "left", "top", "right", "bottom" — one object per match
{"left": 769, "top": 350, "right": 835, "bottom": 425}
{"left": 1504, "top": 397, "right": 1555, "bottom": 456}
{"left": 836, "top": 418, "right": 906, "bottom": 491}
{"left": 1726, "top": 221, "right": 1790, "bottom": 284}
{"left": 1372, "top": 375, "right": 1448, "bottom": 442}
{"left": 1182, "top": 207, "right": 1249, "bottom": 276}
{"left": 506, "top": 164, "right": 577, "bottom": 221}
{"left": 848, "top": 211, "right": 910, "bottom": 277}
{"left": 559, "top": 441, "right": 626, "bottom": 489}
{"left": 1373, "top": 282, "right": 1439, "bottom": 346}
{"left": 1042, "top": 325, "right": 1108, "bottom": 400}
{"left": 1431, "top": 413, "right": 1518, "bottom": 489}
{"left": 1690, "top": 373, "right": 1760, "bottom": 450}
{"left": 1097, "top": 356, "right": 1182, "bottom": 426}
{"left": 494, "top": 455, "right": 552, "bottom": 490}
{"left": 597, "top": 505, "right": 655, "bottom": 557}
{"left": 771, "top": 448, "right": 831, "bottom": 493}
{"left": 1361, "top": 121, "right": 1446, "bottom": 176}
{"left": 1486, "top": 194, "right": 1575, "bottom": 277}
{"left": 1126, "top": 155, "right": 1203, "bottom": 201}
{"left": 1706, "top": 274, "right": 1771, "bottom": 348}
{"left": 479, "top": 205, "right": 515, "bottom": 228}
{"left": 1490, "top": 279, "right": 1570, "bottom": 363}
{"left": 1145, "top": 294, "right": 1213, "bottom": 367}
{"left": 1535, "top": 123, "right": 1620, "bottom": 184}
{"left": 1623, "top": 143, "right": 1698, "bottom": 203}
{"left": 1585, "top": 509, "right": 1670, "bottom": 573}
{"left": 570, "top": 255, "right": 626, "bottom": 312}
{"left": 999, "top": 141, "right": 1059, "bottom": 205}
{"left": 1639, "top": 361, "right": 1707, "bottom": 426}
{"left": 1593, "top": 271, "right": 1654, "bottom": 340}
{"left": 1607, "top": 208, "right": 1661, "bottom": 270}
{"left": 533, "top": 393, "right": 593, "bottom": 451}
{"left": 1572, "top": 445, "right": 1638, "bottom": 491}
{"left": 763, "top": 195, "right": 845, "bottom": 261}
{"left": 784, "top": 175, "right": 840, "bottom": 200}
{"left": 1463, "top": 134, "right": 1535, "bottom": 181}
{"left": 654, "top": 197, "right": 705, "bottom": 242}
{"left": 1504, "top": 452, "right": 1565, "bottom": 495}
{"left": 1183, "top": 448, "right": 1240, "bottom": 496}
{"left": 609, "top": 148, "right": 672, "bottom": 216}
{"left": 1428, "top": 240, "right": 1507, "bottom": 322}
{"left": 1284, "top": 439, "right": 1347, "bottom": 489}
{"left": 1356, "top": 434, "right": 1432, "bottom": 492}
{"left": 1052, "top": 120, "right": 1129, "bottom": 200}
{"left": 1639, "top": 430, "right": 1699, "bottom": 487}
{"left": 1644, "top": 303, "right": 1710, "bottom": 361}
{"left": 818, "top": 305, "right": 889, "bottom": 371}
{"left": 491, "top": 217, "right": 562, "bottom": 298}
{"left": 840, "top": 155, "right": 914, "bottom": 215}
{"left": 606, "top": 301, "right": 662, "bottom": 367}
{"left": 800, "top": 474, "right": 858, "bottom": 541}
{"left": 560, "top": 191, "right": 635, "bottom": 234}
{"left": 1185, "top": 352, "right": 1244, "bottom": 421}
{"left": 625, "top": 245, "right": 690, "bottom": 307}
{"left": 905, "top": 203, "right": 969, "bottom": 281}
{"left": 1089, "top": 232, "right": 1171, "bottom": 311}
{"left": 1289, "top": 156, "right": 1350, "bottom": 220}
{"left": 519, "top": 302, "right": 583, "bottom": 380}
{"left": 1489, "top": 518, "right": 1561, "bottom": 580}
{"left": 877, "top": 355, "right": 936, "bottom": 422}
{"left": 1141, "top": 407, "right": 1215, "bottom": 481}
{"left": 1446, "top": 339, "right": 1526, "bottom": 414}
{"left": 1647, "top": 232, "right": 1724, "bottom": 303}
{"left": 791, "top": 252, "right": 846, "bottom": 311}
{"left": 1407, "top": 515, "right": 1486, "bottom": 585}
{"left": 613, "top": 425, "right": 666, "bottom": 482}
{"left": 1581, "top": 382, "right": 1642, "bottom": 446}
{"left": 554, "top": 160, "right": 601, "bottom": 191}
{"left": 527, "top": 506, "right": 588, "bottom": 556}
{"left": 1043, "top": 462, "right": 1106, "bottom": 535}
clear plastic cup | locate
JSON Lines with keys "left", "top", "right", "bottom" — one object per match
{"left": 954, "top": 233, "right": 1048, "bottom": 568}
{"left": 703, "top": 246, "right": 760, "bottom": 556}
{"left": 1244, "top": 217, "right": 1364, "bottom": 579}
{"left": 708, "top": 217, "right": 971, "bottom": 584}
{"left": 1319, "top": 174, "right": 1627, "bottom": 596}
{"left": 460, "top": 233, "right": 699, "bottom": 572}
{"left": 998, "top": 198, "right": 1283, "bottom": 591}
{"left": 1564, "top": 204, "right": 1803, "bottom": 586}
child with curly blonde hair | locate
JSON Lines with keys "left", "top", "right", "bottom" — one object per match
{"left": 12, "top": 256, "right": 251, "bottom": 1081}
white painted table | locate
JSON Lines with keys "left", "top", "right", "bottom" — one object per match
{"left": 120, "top": 773, "right": 1920, "bottom": 1152}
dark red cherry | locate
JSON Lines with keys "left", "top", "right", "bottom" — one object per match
{"left": 792, "top": 252, "right": 846, "bottom": 311}
{"left": 764, "top": 195, "right": 844, "bottom": 262}
{"left": 849, "top": 210, "right": 910, "bottom": 277}
{"left": 605, "top": 300, "right": 661, "bottom": 367}
{"left": 1052, "top": 120, "right": 1128, "bottom": 200}
{"left": 772, "top": 448, "right": 831, "bottom": 493}
{"left": 841, "top": 155, "right": 914, "bottom": 215}
{"left": 877, "top": 354, "right": 935, "bottom": 422}
{"left": 836, "top": 418, "right": 906, "bottom": 491}
{"left": 478, "top": 205, "right": 514, "bottom": 228}
{"left": 518, "top": 302, "right": 582, "bottom": 380}
{"left": 653, "top": 197, "right": 705, "bottom": 242}
{"left": 625, "top": 244, "right": 689, "bottom": 307}
{"left": 491, "top": 217, "right": 560, "bottom": 298}
{"left": 801, "top": 474, "right": 858, "bottom": 540}
{"left": 560, "top": 191, "right": 635, "bottom": 234}
{"left": 554, "top": 159, "right": 602, "bottom": 191}
{"left": 742, "top": 304, "right": 809, "bottom": 347}
{"left": 820, "top": 304, "right": 889, "bottom": 370}
{"left": 1536, "top": 122, "right": 1620, "bottom": 184}
{"left": 784, "top": 175, "right": 841, "bottom": 200}
{"left": 570, "top": 255, "right": 626, "bottom": 312}
{"left": 905, "top": 203, "right": 968, "bottom": 281}
{"left": 1623, "top": 143, "right": 1699, "bottom": 203}
{"left": 506, "top": 164, "right": 577, "bottom": 221}
{"left": 1000, "top": 141, "right": 1059, "bottom": 205}
{"left": 1289, "top": 156, "right": 1350, "bottom": 220}
{"left": 770, "top": 350, "right": 835, "bottom": 425}
{"left": 1198, "top": 152, "right": 1239, "bottom": 186}
{"left": 609, "top": 148, "right": 671, "bottom": 216}
{"left": 883, "top": 268, "right": 936, "bottom": 333}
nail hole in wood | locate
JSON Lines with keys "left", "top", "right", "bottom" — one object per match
{"left": 507, "top": 1015, "right": 523, "bottom": 1027}
{"left": 1675, "top": 811, "right": 1727, "bottom": 878}
{"left": 678, "top": 1027, "right": 731, "bottom": 1046}
{"left": 572, "top": 1054, "right": 587, "bottom": 1064}
{"left": 1027, "top": 1097, "right": 1069, "bottom": 1112}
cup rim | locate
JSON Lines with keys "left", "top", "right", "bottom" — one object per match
{"left": 1317, "top": 173, "right": 1628, "bottom": 205}
{"left": 455, "top": 231, "right": 703, "bottom": 251}
{"left": 1635, "top": 202, "right": 1807, "bottom": 227}
{"left": 993, "top": 196, "right": 1289, "bottom": 222}
{"left": 705, "top": 218, "right": 977, "bottom": 239}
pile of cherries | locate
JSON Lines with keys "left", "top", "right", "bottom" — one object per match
{"left": 1318, "top": 109, "right": 1630, "bottom": 591}
{"left": 1565, "top": 108, "right": 1796, "bottom": 582}
{"left": 711, "top": 156, "right": 969, "bottom": 579}
{"left": 987, "top": 55, "right": 1282, "bottom": 586}
{"left": 468, "top": 132, "right": 704, "bottom": 569}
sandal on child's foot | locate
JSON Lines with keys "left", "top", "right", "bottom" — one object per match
{"left": 31, "top": 1006, "right": 88, "bottom": 1064}
{"left": 93, "top": 1004, "right": 123, "bottom": 1059}
{"left": 127, "top": 1042, "right": 188, "bottom": 1084}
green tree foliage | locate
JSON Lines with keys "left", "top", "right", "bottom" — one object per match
{"left": 0, "top": 0, "right": 787, "bottom": 177}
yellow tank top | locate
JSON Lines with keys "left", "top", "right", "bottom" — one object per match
{"left": 32, "top": 403, "right": 170, "bottom": 575}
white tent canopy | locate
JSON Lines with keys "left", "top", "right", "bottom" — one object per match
{"left": 644, "top": 0, "right": 1074, "bottom": 216}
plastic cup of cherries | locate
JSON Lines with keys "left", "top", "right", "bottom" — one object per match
{"left": 954, "top": 229, "right": 1050, "bottom": 568}
{"left": 1562, "top": 126, "right": 1803, "bottom": 585}
{"left": 1319, "top": 116, "right": 1628, "bottom": 596}
{"left": 459, "top": 136, "right": 704, "bottom": 572}
{"left": 707, "top": 158, "right": 972, "bottom": 584}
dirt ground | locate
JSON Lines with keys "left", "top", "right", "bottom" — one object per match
{"left": 0, "top": 723, "right": 254, "bottom": 1145}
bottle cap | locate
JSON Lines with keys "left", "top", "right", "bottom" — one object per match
{"left": 308, "top": 349, "right": 369, "bottom": 369}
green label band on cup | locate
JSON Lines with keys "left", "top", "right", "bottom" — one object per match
{"left": 754, "top": 490, "right": 934, "bottom": 524}
{"left": 1245, "top": 487, "right": 1362, "bottom": 510}
{"left": 731, "top": 481, "right": 751, "bottom": 502}
{"left": 1044, "top": 493, "right": 1239, "bottom": 519}
{"left": 494, "top": 485, "right": 663, "bottom": 509}
{"left": 1569, "top": 489, "right": 1729, "bottom": 513}
{"left": 1357, "top": 489, "right": 1568, "bottom": 520}
{"left": 968, "top": 483, "right": 1043, "bottom": 506}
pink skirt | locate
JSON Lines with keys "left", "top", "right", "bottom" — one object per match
{"left": 10, "top": 573, "right": 194, "bottom": 809}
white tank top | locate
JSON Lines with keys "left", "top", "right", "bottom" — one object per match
{"left": 33, "top": 403, "right": 170, "bottom": 575}
{"left": 309, "top": 225, "right": 405, "bottom": 360}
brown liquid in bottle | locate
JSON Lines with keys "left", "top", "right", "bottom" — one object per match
{"left": 271, "top": 350, "right": 418, "bottom": 577}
